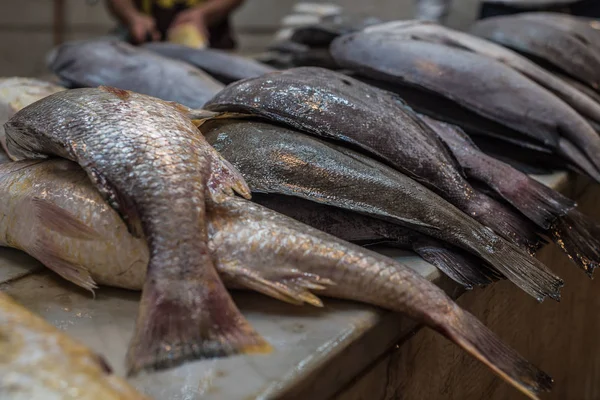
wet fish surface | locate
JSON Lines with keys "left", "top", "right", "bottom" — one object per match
{"left": 142, "top": 43, "right": 276, "bottom": 84}
{"left": 202, "top": 118, "right": 562, "bottom": 301}
{"left": 47, "top": 39, "right": 224, "bottom": 108}
{"left": 4, "top": 87, "right": 266, "bottom": 375}
{"left": 0, "top": 158, "right": 552, "bottom": 400}
{"left": 0, "top": 291, "right": 149, "bottom": 400}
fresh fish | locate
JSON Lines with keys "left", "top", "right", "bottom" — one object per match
{"left": 329, "top": 36, "right": 600, "bottom": 181}
{"left": 0, "top": 77, "right": 65, "bottom": 157}
{"left": 0, "top": 159, "right": 552, "bottom": 400}
{"left": 470, "top": 14, "right": 600, "bottom": 92}
{"left": 289, "top": 14, "right": 383, "bottom": 47}
{"left": 0, "top": 291, "right": 149, "bottom": 400}
{"left": 204, "top": 67, "right": 553, "bottom": 249}
{"left": 3, "top": 87, "right": 267, "bottom": 376}
{"left": 47, "top": 39, "right": 224, "bottom": 108}
{"left": 420, "top": 115, "right": 600, "bottom": 276}
{"left": 362, "top": 21, "right": 600, "bottom": 130}
{"left": 202, "top": 118, "right": 562, "bottom": 301}
{"left": 142, "top": 43, "right": 276, "bottom": 84}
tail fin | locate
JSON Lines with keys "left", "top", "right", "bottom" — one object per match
{"left": 436, "top": 305, "right": 552, "bottom": 400}
{"left": 550, "top": 209, "right": 600, "bottom": 277}
{"left": 558, "top": 137, "right": 600, "bottom": 183}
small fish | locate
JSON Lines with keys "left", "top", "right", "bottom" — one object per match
{"left": 0, "top": 291, "right": 149, "bottom": 400}
{"left": 0, "top": 159, "right": 552, "bottom": 400}
{"left": 47, "top": 39, "right": 224, "bottom": 108}
{"left": 4, "top": 87, "right": 266, "bottom": 376}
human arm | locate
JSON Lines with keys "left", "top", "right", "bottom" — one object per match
{"left": 170, "top": 0, "right": 245, "bottom": 37}
{"left": 105, "top": 0, "right": 160, "bottom": 43}
{"left": 414, "top": 0, "right": 452, "bottom": 22}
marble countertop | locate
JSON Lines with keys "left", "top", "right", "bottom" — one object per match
{"left": 0, "top": 171, "right": 578, "bottom": 400}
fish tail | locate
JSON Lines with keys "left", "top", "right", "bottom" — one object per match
{"left": 550, "top": 209, "right": 600, "bottom": 277}
{"left": 207, "top": 150, "right": 252, "bottom": 201}
{"left": 557, "top": 137, "right": 600, "bottom": 183}
{"left": 435, "top": 305, "right": 552, "bottom": 400}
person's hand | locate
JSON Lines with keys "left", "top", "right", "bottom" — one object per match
{"left": 169, "top": 6, "right": 209, "bottom": 39}
{"left": 127, "top": 12, "right": 160, "bottom": 44}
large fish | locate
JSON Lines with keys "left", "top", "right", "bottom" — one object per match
{"left": 204, "top": 67, "right": 566, "bottom": 244}
{"left": 470, "top": 13, "right": 600, "bottom": 92}
{"left": 0, "top": 158, "right": 552, "bottom": 400}
{"left": 361, "top": 21, "right": 600, "bottom": 130}
{"left": 3, "top": 87, "right": 267, "bottom": 375}
{"left": 329, "top": 36, "right": 600, "bottom": 181}
{"left": 0, "top": 291, "right": 149, "bottom": 400}
{"left": 142, "top": 43, "right": 276, "bottom": 84}
{"left": 47, "top": 39, "right": 224, "bottom": 108}
{"left": 201, "top": 118, "right": 562, "bottom": 301}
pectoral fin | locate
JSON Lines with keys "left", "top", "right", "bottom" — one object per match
{"left": 32, "top": 197, "right": 102, "bottom": 240}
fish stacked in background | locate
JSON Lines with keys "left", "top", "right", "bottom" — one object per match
{"left": 0, "top": 291, "right": 149, "bottom": 400}
{"left": 46, "top": 39, "right": 224, "bottom": 109}
{"left": 0, "top": 158, "right": 553, "bottom": 399}
{"left": 4, "top": 87, "right": 268, "bottom": 376}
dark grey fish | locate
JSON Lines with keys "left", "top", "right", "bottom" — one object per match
{"left": 470, "top": 14, "right": 600, "bottom": 91}
{"left": 142, "top": 42, "right": 275, "bottom": 84}
{"left": 289, "top": 15, "right": 383, "bottom": 47}
{"left": 329, "top": 35, "right": 600, "bottom": 181}
{"left": 202, "top": 118, "right": 563, "bottom": 301}
{"left": 47, "top": 39, "right": 224, "bottom": 108}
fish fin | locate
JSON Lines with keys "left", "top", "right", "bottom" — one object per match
{"left": 126, "top": 266, "right": 271, "bottom": 376}
{"left": 85, "top": 166, "right": 144, "bottom": 238}
{"left": 192, "top": 111, "right": 254, "bottom": 127}
{"left": 551, "top": 209, "right": 600, "bottom": 277}
{"left": 557, "top": 137, "right": 600, "bottom": 184}
{"left": 31, "top": 197, "right": 102, "bottom": 240}
{"left": 206, "top": 151, "right": 252, "bottom": 202}
{"left": 436, "top": 305, "right": 552, "bottom": 400}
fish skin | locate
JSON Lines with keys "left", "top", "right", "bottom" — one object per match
{"left": 364, "top": 21, "right": 600, "bottom": 129}
{"left": 202, "top": 118, "right": 562, "bottom": 301}
{"left": 0, "top": 292, "right": 149, "bottom": 400}
{"left": 3, "top": 87, "right": 265, "bottom": 376}
{"left": 142, "top": 43, "right": 276, "bottom": 84}
{"left": 329, "top": 35, "right": 600, "bottom": 178}
{"left": 0, "top": 159, "right": 551, "bottom": 400}
{"left": 204, "top": 67, "right": 547, "bottom": 251}
{"left": 47, "top": 39, "right": 224, "bottom": 108}
{"left": 470, "top": 14, "right": 600, "bottom": 91}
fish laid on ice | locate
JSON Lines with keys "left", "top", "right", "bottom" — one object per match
{"left": 3, "top": 87, "right": 266, "bottom": 375}
{"left": 0, "top": 291, "right": 149, "bottom": 400}
{"left": 0, "top": 159, "right": 552, "bottom": 400}
{"left": 47, "top": 39, "right": 224, "bottom": 108}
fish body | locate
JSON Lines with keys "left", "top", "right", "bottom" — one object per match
{"left": 142, "top": 43, "right": 276, "bottom": 84}
{"left": 47, "top": 39, "right": 224, "bottom": 108}
{"left": 0, "top": 159, "right": 551, "bottom": 400}
{"left": 0, "top": 292, "right": 148, "bottom": 400}
{"left": 4, "top": 87, "right": 264, "bottom": 375}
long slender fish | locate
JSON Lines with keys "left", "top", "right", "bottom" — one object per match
{"left": 329, "top": 35, "right": 600, "bottom": 180}
{"left": 0, "top": 292, "right": 149, "bottom": 400}
{"left": 47, "top": 39, "right": 224, "bottom": 108}
{"left": 0, "top": 159, "right": 552, "bottom": 400}
{"left": 204, "top": 67, "right": 560, "bottom": 248}
{"left": 3, "top": 87, "right": 267, "bottom": 375}
{"left": 202, "top": 119, "right": 562, "bottom": 301}
{"left": 362, "top": 21, "right": 600, "bottom": 129}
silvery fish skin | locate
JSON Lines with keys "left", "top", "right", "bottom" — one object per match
{"left": 47, "top": 39, "right": 224, "bottom": 108}
{"left": 0, "top": 77, "right": 65, "bottom": 159}
{"left": 3, "top": 87, "right": 266, "bottom": 376}
{"left": 204, "top": 67, "right": 549, "bottom": 251}
{"left": 470, "top": 14, "right": 600, "bottom": 92}
{"left": 0, "top": 292, "right": 149, "bottom": 400}
{"left": 330, "top": 36, "right": 600, "bottom": 181}
{"left": 202, "top": 119, "right": 562, "bottom": 302}
{"left": 0, "top": 159, "right": 551, "bottom": 400}
{"left": 363, "top": 21, "right": 600, "bottom": 130}
{"left": 142, "top": 43, "right": 276, "bottom": 84}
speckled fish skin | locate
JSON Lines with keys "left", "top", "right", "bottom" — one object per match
{"left": 204, "top": 68, "right": 546, "bottom": 251}
{"left": 0, "top": 159, "right": 551, "bottom": 400}
{"left": 0, "top": 292, "right": 149, "bottom": 400}
{"left": 363, "top": 21, "right": 600, "bottom": 129}
{"left": 470, "top": 14, "right": 600, "bottom": 92}
{"left": 142, "top": 43, "right": 276, "bottom": 84}
{"left": 202, "top": 119, "right": 562, "bottom": 301}
{"left": 329, "top": 35, "right": 600, "bottom": 179}
{"left": 47, "top": 39, "right": 224, "bottom": 108}
{"left": 3, "top": 87, "right": 266, "bottom": 376}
